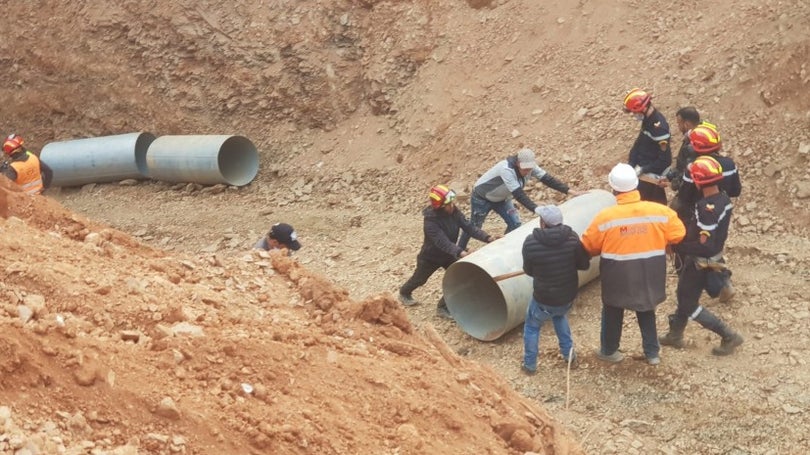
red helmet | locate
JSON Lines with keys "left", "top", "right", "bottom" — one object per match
{"left": 3, "top": 134, "right": 24, "bottom": 155}
{"left": 689, "top": 156, "right": 724, "bottom": 187}
{"left": 623, "top": 88, "right": 652, "bottom": 113}
{"left": 429, "top": 184, "right": 456, "bottom": 209}
{"left": 689, "top": 123, "right": 721, "bottom": 154}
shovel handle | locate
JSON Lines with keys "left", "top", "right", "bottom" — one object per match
{"left": 492, "top": 270, "right": 526, "bottom": 282}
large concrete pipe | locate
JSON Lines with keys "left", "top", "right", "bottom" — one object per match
{"left": 442, "top": 190, "right": 616, "bottom": 341}
{"left": 145, "top": 135, "right": 259, "bottom": 186}
{"left": 39, "top": 132, "right": 156, "bottom": 187}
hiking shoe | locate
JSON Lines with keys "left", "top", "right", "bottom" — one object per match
{"left": 397, "top": 293, "right": 417, "bottom": 306}
{"left": 712, "top": 332, "right": 744, "bottom": 356}
{"left": 594, "top": 349, "right": 624, "bottom": 363}
{"left": 647, "top": 356, "right": 661, "bottom": 366}
{"left": 718, "top": 282, "right": 736, "bottom": 303}
{"left": 659, "top": 331, "right": 685, "bottom": 349}
{"left": 436, "top": 302, "right": 453, "bottom": 320}
{"left": 563, "top": 356, "right": 580, "bottom": 369}
{"left": 521, "top": 364, "right": 537, "bottom": 376}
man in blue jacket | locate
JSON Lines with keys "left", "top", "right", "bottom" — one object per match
{"left": 521, "top": 205, "right": 591, "bottom": 374}
{"left": 399, "top": 184, "right": 496, "bottom": 318}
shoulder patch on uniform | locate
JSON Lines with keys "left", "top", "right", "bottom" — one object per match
{"left": 706, "top": 203, "right": 715, "bottom": 212}
{"left": 654, "top": 121, "right": 661, "bottom": 128}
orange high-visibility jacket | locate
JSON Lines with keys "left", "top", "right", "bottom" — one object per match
{"left": 10, "top": 152, "right": 44, "bottom": 195}
{"left": 581, "top": 190, "right": 686, "bottom": 311}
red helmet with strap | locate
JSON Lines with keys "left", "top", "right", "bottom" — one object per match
{"left": 429, "top": 184, "right": 456, "bottom": 209}
{"left": 689, "top": 123, "right": 721, "bottom": 154}
{"left": 3, "top": 134, "right": 24, "bottom": 155}
{"left": 623, "top": 88, "right": 651, "bottom": 113}
{"left": 689, "top": 156, "right": 724, "bottom": 187}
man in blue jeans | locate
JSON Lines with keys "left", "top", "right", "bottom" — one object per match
{"left": 458, "top": 148, "right": 580, "bottom": 251}
{"left": 521, "top": 205, "right": 591, "bottom": 374}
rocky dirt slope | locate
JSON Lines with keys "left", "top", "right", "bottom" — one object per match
{"left": 1, "top": 183, "right": 582, "bottom": 454}
{"left": 2, "top": 0, "right": 809, "bottom": 453}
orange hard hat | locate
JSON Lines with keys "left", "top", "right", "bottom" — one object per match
{"left": 689, "top": 156, "right": 724, "bottom": 187}
{"left": 429, "top": 184, "right": 456, "bottom": 209}
{"left": 3, "top": 134, "right": 24, "bottom": 155}
{"left": 623, "top": 88, "right": 652, "bottom": 113}
{"left": 689, "top": 123, "right": 722, "bottom": 154}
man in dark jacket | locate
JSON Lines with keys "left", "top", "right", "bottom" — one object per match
{"left": 660, "top": 156, "right": 743, "bottom": 356}
{"left": 399, "top": 184, "right": 495, "bottom": 318}
{"left": 521, "top": 205, "right": 591, "bottom": 374}
{"left": 623, "top": 88, "right": 672, "bottom": 205}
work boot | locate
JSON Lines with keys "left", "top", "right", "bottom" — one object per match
{"left": 712, "top": 332, "right": 744, "bottom": 356}
{"left": 436, "top": 297, "right": 453, "bottom": 320}
{"left": 397, "top": 292, "right": 417, "bottom": 306}
{"left": 693, "top": 308, "right": 743, "bottom": 355}
{"left": 659, "top": 314, "right": 687, "bottom": 349}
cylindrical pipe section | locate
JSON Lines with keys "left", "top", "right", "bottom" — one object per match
{"left": 443, "top": 190, "right": 617, "bottom": 341}
{"left": 39, "top": 132, "right": 156, "bottom": 187}
{"left": 145, "top": 135, "right": 259, "bottom": 186}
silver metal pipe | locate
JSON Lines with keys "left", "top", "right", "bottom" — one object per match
{"left": 442, "top": 190, "right": 616, "bottom": 341}
{"left": 145, "top": 135, "right": 259, "bottom": 186}
{"left": 39, "top": 132, "right": 155, "bottom": 187}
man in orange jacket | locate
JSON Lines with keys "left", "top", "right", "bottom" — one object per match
{"left": 581, "top": 163, "right": 686, "bottom": 366}
{"left": 1, "top": 134, "right": 52, "bottom": 195}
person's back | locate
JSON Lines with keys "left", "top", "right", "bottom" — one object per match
{"left": 522, "top": 222, "right": 589, "bottom": 307}
{"left": 520, "top": 205, "right": 589, "bottom": 374}
{"left": 583, "top": 193, "right": 685, "bottom": 310}
{"left": 2, "top": 134, "right": 51, "bottom": 195}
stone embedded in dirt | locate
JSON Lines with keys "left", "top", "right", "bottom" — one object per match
{"left": 171, "top": 322, "right": 204, "bottom": 337}
{"left": 120, "top": 330, "right": 142, "bottom": 343}
{"left": 155, "top": 397, "right": 181, "bottom": 420}
{"left": 17, "top": 305, "right": 34, "bottom": 324}
{"left": 119, "top": 179, "right": 139, "bottom": 186}
{"left": 795, "top": 181, "right": 810, "bottom": 199}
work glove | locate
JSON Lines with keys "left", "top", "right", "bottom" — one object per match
{"left": 634, "top": 165, "right": 643, "bottom": 176}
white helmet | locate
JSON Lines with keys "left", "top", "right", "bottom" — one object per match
{"left": 608, "top": 163, "right": 638, "bottom": 192}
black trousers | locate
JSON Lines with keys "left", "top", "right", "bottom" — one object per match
{"left": 400, "top": 258, "right": 449, "bottom": 296}
{"left": 601, "top": 304, "right": 659, "bottom": 359}
{"left": 675, "top": 259, "right": 707, "bottom": 320}
{"left": 637, "top": 180, "right": 667, "bottom": 205}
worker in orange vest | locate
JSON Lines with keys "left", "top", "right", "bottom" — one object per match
{"left": 1, "top": 134, "right": 52, "bottom": 195}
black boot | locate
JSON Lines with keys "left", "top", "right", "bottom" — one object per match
{"left": 436, "top": 297, "right": 453, "bottom": 320}
{"left": 693, "top": 308, "right": 743, "bottom": 356}
{"left": 659, "top": 314, "right": 687, "bottom": 349}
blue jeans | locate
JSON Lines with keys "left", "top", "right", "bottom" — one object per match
{"left": 522, "top": 298, "right": 574, "bottom": 371}
{"left": 458, "top": 194, "right": 522, "bottom": 250}
{"left": 600, "top": 305, "right": 659, "bottom": 359}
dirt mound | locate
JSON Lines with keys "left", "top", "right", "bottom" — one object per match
{"left": 1, "top": 194, "right": 582, "bottom": 454}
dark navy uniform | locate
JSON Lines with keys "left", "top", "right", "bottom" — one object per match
{"left": 676, "top": 154, "right": 741, "bottom": 223}
{"left": 628, "top": 109, "right": 672, "bottom": 204}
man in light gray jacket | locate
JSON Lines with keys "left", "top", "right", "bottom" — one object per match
{"left": 458, "top": 148, "right": 580, "bottom": 250}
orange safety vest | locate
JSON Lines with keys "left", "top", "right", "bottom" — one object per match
{"left": 581, "top": 190, "right": 686, "bottom": 311}
{"left": 10, "top": 152, "right": 44, "bottom": 195}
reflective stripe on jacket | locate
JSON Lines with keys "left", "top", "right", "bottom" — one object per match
{"left": 581, "top": 190, "right": 686, "bottom": 311}
{"left": 10, "top": 152, "right": 44, "bottom": 195}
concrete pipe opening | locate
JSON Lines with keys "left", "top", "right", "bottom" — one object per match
{"left": 145, "top": 135, "right": 259, "bottom": 186}
{"left": 443, "top": 190, "right": 616, "bottom": 341}
{"left": 39, "top": 132, "right": 156, "bottom": 187}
